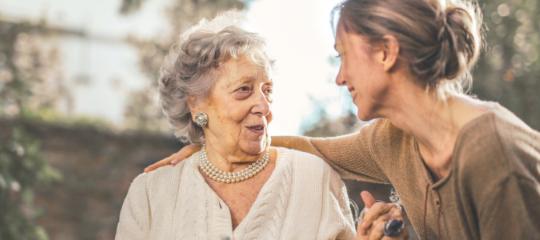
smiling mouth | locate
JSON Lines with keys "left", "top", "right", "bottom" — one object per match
{"left": 347, "top": 87, "right": 356, "bottom": 98}
{"left": 246, "top": 124, "right": 265, "bottom": 134}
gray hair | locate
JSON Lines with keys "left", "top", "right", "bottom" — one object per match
{"left": 158, "top": 12, "right": 272, "bottom": 144}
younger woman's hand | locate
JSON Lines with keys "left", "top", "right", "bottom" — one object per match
{"left": 356, "top": 191, "right": 407, "bottom": 240}
{"left": 143, "top": 144, "right": 201, "bottom": 172}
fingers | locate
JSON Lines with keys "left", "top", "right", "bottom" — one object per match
{"left": 170, "top": 144, "right": 201, "bottom": 164}
{"left": 358, "top": 191, "right": 377, "bottom": 237}
{"left": 356, "top": 210, "right": 394, "bottom": 240}
{"left": 368, "top": 217, "right": 388, "bottom": 240}
{"left": 168, "top": 151, "right": 182, "bottom": 165}
{"left": 144, "top": 153, "right": 176, "bottom": 173}
{"left": 358, "top": 202, "right": 393, "bottom": 236}
{"left": 356, "top": 210, "right": 366, "bottom": 239}
{"left": 361, "top": 191, "right": 377, "bottom": 208}
{"left": 356, "top": 192, "right": 405, "bottom": 240}
{"left": 388, "top": 206, "right": 404, "bottom": 221}
{"left": 143, "top": 144, "right": 202, "bottom": 173}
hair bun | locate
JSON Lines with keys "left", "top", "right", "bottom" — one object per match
{"left": 431, "top": 4, "right": 481, "bottom": 84}
{"left": 338, "top": 0, "right": 483, "bottom": 97}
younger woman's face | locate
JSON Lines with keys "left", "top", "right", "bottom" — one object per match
{"left": 334, "top": 20, "right": 390, "bottom": 121}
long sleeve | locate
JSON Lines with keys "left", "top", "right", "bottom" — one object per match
{"left": 273, "top": 120, "right": 390, "bottom": 183}
{"left": 477, "top": 112, "right": 540, "bottom": 239}
{"left": 115, "top": 174, "right": 151, "bottom": 240}
{"left": 478, "top": 173, "right": 540, "bottom": 239}
{"left": 480, "top": 115, "right": 540, "bottom": 239}
{"left": 456, "top": 111, "right": 540, "bottom": 240}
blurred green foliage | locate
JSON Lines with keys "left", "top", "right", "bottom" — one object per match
{"left": 0, "top": 19, "right": 62, "bottom": 240}
{"left": 474, "top": 0, "right": 540, "bottom": 129}
{"left": 0, "top": 126, "right": 61, "bottom": 240}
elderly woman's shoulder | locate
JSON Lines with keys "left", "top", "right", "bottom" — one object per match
{"left": 128, "top": 153, "right": 197, "bottom": 192}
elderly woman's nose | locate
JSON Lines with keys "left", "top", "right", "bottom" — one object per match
{"left": 251, "top": 91, "right": 271, "bottom": 115}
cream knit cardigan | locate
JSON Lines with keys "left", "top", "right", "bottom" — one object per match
{"left": 115, "top": 147, "right": 355, "bottom": 240}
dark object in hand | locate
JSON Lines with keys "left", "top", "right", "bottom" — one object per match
{"left": 384, "top": 219, "right": 404, "bottom": 237}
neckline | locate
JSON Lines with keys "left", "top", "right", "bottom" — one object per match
{"left": 189, "top": 147, "right": 285, "bottom": 235}
{"left": 413, "top": 103, "right": 499, "bottom": 188}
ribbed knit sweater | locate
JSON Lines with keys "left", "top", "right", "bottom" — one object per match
{"left": 275, "top": 103, "right": 540, "bottom": 239}
{"left": 115, "top": 147, "right": 356, "bottom": 240}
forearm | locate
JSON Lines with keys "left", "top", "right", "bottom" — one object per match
{"left": 271, "top": 135, "right": 324, "bottom": 159}
{"left": 272, "top": 133, "right": 387, "bottom": 183}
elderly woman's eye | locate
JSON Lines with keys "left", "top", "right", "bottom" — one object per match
{"left": 264, "top": 87, "right": 273, "bottom": 95}
{"left": 237, "top": 86, "right": 252, "bottom": 92}
{"left": 263, "top": 87, "right": 273, "bottom": 102}
{"left": 234, "top": 86, "right": 252, "bottom": 99}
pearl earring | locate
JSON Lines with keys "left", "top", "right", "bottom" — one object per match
{"left": 194, "top": 112, "right": 208, "bottom": 128}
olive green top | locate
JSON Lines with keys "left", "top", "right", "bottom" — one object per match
{"left": 276, "top": 104, "right": 540, "bottom": 239}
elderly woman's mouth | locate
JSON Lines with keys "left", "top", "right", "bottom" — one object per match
{"left": 246, "top": 124, "right": 265, "bottom": 135}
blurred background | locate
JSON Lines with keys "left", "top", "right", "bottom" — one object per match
{"left": 0, "top": 0, "right": 538, "bottom": 239}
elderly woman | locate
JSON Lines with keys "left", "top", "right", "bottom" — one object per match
{"left": 115, "top": 14, "right": 355, "bottom": 240}
{"left": 148, "top": 0, "right": 540, "bottom": 239}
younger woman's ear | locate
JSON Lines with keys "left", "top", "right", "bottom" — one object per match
{"left": 380, "top": 35, "right": 400, "bottom": 72}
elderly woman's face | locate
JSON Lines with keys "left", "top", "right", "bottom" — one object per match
{"left": 198, "top": 55, "right": 273, "bottom": 156}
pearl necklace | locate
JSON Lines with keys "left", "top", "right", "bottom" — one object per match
{"left": 198, "top": 147, "right": 270, "bottom": 184}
